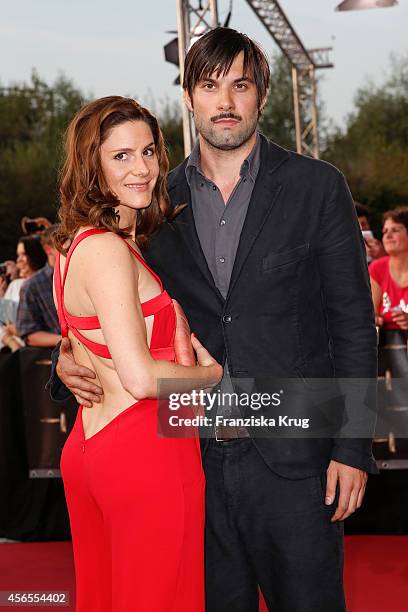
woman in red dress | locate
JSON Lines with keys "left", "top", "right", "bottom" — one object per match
{"left": 53, "top": 96, "right": 222, "bottom": 611}
{"left": 369, "top": 206, "right": 408, "bottom": 330}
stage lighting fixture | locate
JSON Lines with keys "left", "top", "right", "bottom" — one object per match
{"left": 336, "top": 0, "right": 398, "bottom": 11}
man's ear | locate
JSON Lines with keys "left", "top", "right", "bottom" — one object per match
{"left": 183, "top": 90, "right": 194, "bottom": 113}
{"left": 259, "top": 92, "right": 269, "bottom": 115}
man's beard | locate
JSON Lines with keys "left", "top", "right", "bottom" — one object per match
{"left": 194, "top": 111, "right": 258, "bottom": 151}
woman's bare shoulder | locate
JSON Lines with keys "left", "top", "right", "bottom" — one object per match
{"left": 72, "top": 230, "right": 134, "bottom": 267}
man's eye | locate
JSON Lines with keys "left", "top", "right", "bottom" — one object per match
{"left": 235, "top": 83, "right": 248, "bottom": 90}
{"left": 203, "top": 82, "right": 215, "bottom": 89}
{"left": 143, "top": 148, "right": 155, "bottom": 157}
{"left": 114, "top": 152, "right": 128, "bottom": 161}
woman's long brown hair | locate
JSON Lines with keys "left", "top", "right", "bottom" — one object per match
{"left": 55, "top": 96, "right": 172, "bottom": 253}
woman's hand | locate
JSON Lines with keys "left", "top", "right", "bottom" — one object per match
{"left": 375, "top": 314, "right": 384, "bottom": 327}
{"left": 365, "top": 238, "right": 385, "bottom": 261}
{"left": 5, "top": 260, "right": 19, "bottom": 281}
{"left": 0, "top": 276, "right": 7, "bottom": 298}
{"left": 5, "top": 323, "right": 17, "bottom": 336}
{"left": 391, "top": 311, "right": 408, "bottom": 330}
{"left": 191, "top": 333, "right": 223, "bottom": 388}
{"left": 173, "top": 299, "right": 196, "bottom": 366}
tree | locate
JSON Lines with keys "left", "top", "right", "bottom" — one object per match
{"left": 157, "top": 99, "right": 184, "bottom": 169}
{"left": 259, "top": 53, "right": 296, "bottom": 150}
{"left": 0, "top": 72, "right": 87, "bottom": 261}
{"left": 323, "top": 54, "right": 408, "bottom": 221}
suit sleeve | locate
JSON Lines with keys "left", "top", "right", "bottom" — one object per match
{"left": 317, "top": 169, "right": 378, "bottom": 474}
{"left": 45, "top": 340, "right": 74, "bottom": 402}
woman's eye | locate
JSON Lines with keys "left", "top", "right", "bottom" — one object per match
{"left": 143, "top": 148, "right": 155, "bottom": 157}
{"left": 114, "top": 152, "right": 128, "bottom": 161}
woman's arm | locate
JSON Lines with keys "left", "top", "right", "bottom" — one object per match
{"left": 25, "top": 331, "right": 62, "bottom": 347}
{"left": 82, "top": 233, "right": 221, "bottom": 399}
{"left": 369, "top": 277, "right": 383, "bottom": 326}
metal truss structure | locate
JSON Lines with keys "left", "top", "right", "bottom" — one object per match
{"left": 175, "top": 0, "right": 333, "bottom": 158}
{"left": 176, "top": 0, "right": 219, "bottom": 156}
{"left": 244, "top": 0, "right": 333, "bottom": 158}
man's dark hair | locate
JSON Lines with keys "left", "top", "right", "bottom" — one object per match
{"left": 183, "top": 27, "right": 270, "bottom": 109}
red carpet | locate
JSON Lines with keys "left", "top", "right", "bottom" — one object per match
{"left": 0, "top": 537, "right": 407, "bottom": 610}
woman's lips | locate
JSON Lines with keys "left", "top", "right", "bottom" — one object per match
{"left": 125, "top": 182, "right": 149, "bottom": 192}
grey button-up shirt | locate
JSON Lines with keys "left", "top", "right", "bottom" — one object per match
{"left": 185, "top": 133, "right": 261, "bottom": 436}
{"left": 186, "top": 133, "right": 261, "bottom": 299}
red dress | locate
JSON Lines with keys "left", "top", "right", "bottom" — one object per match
{"left": 54, "top": 229, "right": 205, "bottom": 612}
{"left": 369, "top": 256, "right": 408, "bottom": 329}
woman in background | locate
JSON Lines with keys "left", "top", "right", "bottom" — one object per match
{"left": 369, "top": 206, "right": 408, "bottom": 330}
{"left": 1, "top": 235, "right": 47, "bottom": 350}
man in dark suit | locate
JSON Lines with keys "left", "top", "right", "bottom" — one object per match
{"left": 50, "top": 28, "right": 377, "bottom": 611}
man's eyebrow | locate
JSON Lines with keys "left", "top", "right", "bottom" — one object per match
{"left": 107, "top": 142, "right": 155, "bottom": 153}
{"left": 200, "top": 75, "right": 254, "bottom": 83}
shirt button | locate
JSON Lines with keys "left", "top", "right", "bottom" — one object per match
{"left": 219, "top": 257, "right": 226, "bottom": 263}
{"left": 200, "top": 182, "right": 204, "bottom": 187}
{"left": 212, "top": 185, "right": 217, "bottom": 191}
{"left": 220, "top": 219, "right": 226, "bottom": 226}
{"left": 222, "top": 314, "right": 232, "bottom": 324}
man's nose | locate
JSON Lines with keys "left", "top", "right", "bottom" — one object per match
{"left": 217, "top": 88, "right": 234, "bottom": 111}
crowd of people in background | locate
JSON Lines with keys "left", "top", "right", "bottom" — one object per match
{"left": 0, "top": 202, "right": 407, "bottom": 356}
{"left": 0, "top": 218, "right": 61, "bottom": 352}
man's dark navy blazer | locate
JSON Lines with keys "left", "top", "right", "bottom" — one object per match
{"left": 144, "top": 134, "right": 378, "bottom": 478}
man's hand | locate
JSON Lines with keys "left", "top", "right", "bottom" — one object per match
{"left": 57, "top": 337, "right": 103, "bottom": 407}
{"left": 325, "top": 460, "right": 367, "bottom": 522}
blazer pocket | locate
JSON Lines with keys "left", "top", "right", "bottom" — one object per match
{"left": 263, "top": 243, "right": 310, "bottom": 271}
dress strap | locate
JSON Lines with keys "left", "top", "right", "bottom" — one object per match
{"left": 124, "top": 242, "right": 163, "bottom": 291}
{"left": 62, "top": 229, "right": 109, "bottom": 286}
{"left": 54, "top": 251, "right": 67, "bottom": 338}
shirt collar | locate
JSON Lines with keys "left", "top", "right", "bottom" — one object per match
{"left": 185, "top": 131, "right": 261, "bottom": 185}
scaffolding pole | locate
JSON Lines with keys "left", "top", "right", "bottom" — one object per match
{"left": 244, "top": 0, "right": 333, "bottom": 158}
{"left": 175, "top": 0, "right": 219, "bottom": 156}
{"left": 175, "top": 0, "right": 333, "bottom": 158}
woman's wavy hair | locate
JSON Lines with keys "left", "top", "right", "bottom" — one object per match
{"left": 55, "top": 96, "right": 172, "bottom": 253}
{"left": 383, "top": 206, "right": 408, "bottom": 232}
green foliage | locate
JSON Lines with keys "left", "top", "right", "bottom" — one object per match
{"left": 157, "top": 98, "right": 184, "bottom": 169}
{"left": 323, "top": 54, "right": 408, "bottom": 224}
{"left": 0, "top": 71, "right": 87, "bottom": 261}
{"left": 259, "top": 53, "right": 296, "bottom": 149}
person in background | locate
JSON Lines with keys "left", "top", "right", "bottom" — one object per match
{"left": 1, "top": 235, "right": 48, "bottom": 350}
{"left": 355, "top": 202, "right": 386, "bottom": 263}
{"left": 0, "top": 260, "right": 19, "bottom": 297}
{"left": 370, "top": 206, "right": 408, "bottom": 329}
{"left": 15, "top": 226, "right": 61, "bottom": 347}
{"left": 5, "top": 235, "right": 47, "bottom": 301}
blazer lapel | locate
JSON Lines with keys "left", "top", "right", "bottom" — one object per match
{"left": 169, "top": 168, "right": 224, "bottom": 301}
{"left": 227, "top": 138, "right": 290, "bottom": 299}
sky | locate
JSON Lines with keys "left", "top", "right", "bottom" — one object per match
{"left": 1, "top": 0, "right": 406, "bottom": 128}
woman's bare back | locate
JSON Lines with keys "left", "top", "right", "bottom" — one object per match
{"left": 56, "top": 229, "right": 163, "bottom": 438}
